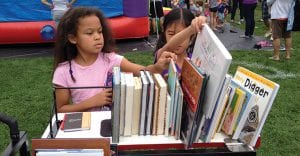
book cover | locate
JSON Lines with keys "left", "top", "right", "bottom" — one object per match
{"left": 112, "top": 66, "right": 121, "bottom": 143}
{"left": 62, "top": 112, "right": 91, "bottom": 132}
{"left": 180, "top": 59, "right": 207, "bottom": 147}
{"left": 233, "top": 66, "right": 280, "bottom": 147}
{"left": 222, "top": 87, "right": 246, "bottom": 135}
{"left": 123, "top": 73, "right": 134, "bottom": 136}
{"left": 230, "top": 79, "right": 256, "bottom": 140}
{"left": 191, "top": 24, "right": 232, "bottom": 119}
{"left": 132, "top": 77, "right": 142, "bottom": 135}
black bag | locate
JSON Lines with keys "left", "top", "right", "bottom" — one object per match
{"left": 292, "top": 0, "right": 300, "bottom": 31}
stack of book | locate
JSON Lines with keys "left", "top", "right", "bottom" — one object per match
{"left": 111, "top": 24, "right": 280, "bottom": 149}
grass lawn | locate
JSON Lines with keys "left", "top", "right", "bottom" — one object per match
{"left": 0, "top": 3, "right": 299, "bottom": 156}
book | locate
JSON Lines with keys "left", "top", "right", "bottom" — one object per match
{"left": 119, "top": 72, "right": 126, "bottom": 136}
{"left": 145, "top": 71, "right": 155, "bottom": 135}
{"left": 167, "top": 59, "right": 178, "bottom": 135}
{"left": 233, "top": 66, "right": 280, "bottom": 147}
{"left": 139, "top": 70, "right": 149, "bottom": 135}
{"left": 222, "top": 87, "right": 246, "bottom": 135}
{"left": 203, "top": 74, "right": 232, "bottom": 142}
{"left": 124, "top": 73, "right": 134, "bottom": 136}
{"left": 191, "top": 24, "right": 232, "bottom": 119}
{"left": 132, "top": 77, "right": 142, "bottom": 135}
{"left": 153, "top": 73, "right": 168, "bottom": 135}
{"left": 230, "top": 79, "right": 256, "bottom": 140}
{"left": 62, "top": 112, "right": 91, "bottom": 132}
{"left": 112, "top": 66, "right": 121, "bottom": 143}
{"left": 180, "top": 58, "right": 206, "bottom": 147}
{"left": 165, "top": 94, "right": 171, "bottom": 136}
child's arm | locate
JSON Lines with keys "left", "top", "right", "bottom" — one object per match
{"left": 41, "top": 0, "right": 53, "bottom": 9}
{"left": 156, "top": 16, "right": 206, "bottom": 59}
{"left": 55, "top": 86, "right": 112, "bottom": 112}
{"left": 120, "top": 51, "right": 177, "bottom": 76}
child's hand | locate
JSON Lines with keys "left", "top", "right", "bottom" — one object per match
{"left": 155, "top": 51, "right": 177, "bottom": 72}
{"left": 93, "top": 88, "right": 113, "bottom": 107}
{"left": 190, "top": 16, "right": 207, "bottom": 33}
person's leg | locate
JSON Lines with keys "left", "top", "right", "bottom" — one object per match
{"left": 285, "top": 37, "right": 292, "bottom": 59}
{"left": 238, "top": 0, "right": 244, "bottom": 22}
{"left": 249, "top": 3, "right": 257, "bottom": 37}
{"left": 243, "top": 4, "right": 251, "bottom": 36}
{"left": 231, "top": 0, "right": 238, "bottom": 21}
{"left": 152, "top": 18, "right": 157, "bottom": 33}
{"left": 270, "top": 19, "right": 281, "bottom": 60}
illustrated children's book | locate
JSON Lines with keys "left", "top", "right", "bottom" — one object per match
{"left": 233, "top": 66, "right": 280, "bottom": 147}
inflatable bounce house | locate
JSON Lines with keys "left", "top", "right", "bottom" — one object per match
{"left": 0, "top": 0, "right": 149, "bottom": 44}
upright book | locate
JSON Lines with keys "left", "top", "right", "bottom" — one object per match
{"left": 112, "top": 66, "right": 121, "bottom": 143}
{"left": 233, "top": 66, "right": 280, "bottom": 147}
{"left": 191, "top": 24, "right": 232, "bottom": 119}
{"left": 62, "top": 112, "right": 91, "bottom": 132}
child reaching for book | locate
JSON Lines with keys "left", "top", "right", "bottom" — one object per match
{"left": 52, "top": 7, "right": 176, "bottom": 113}
{"left": 153, "top": 8, "right": 206, "bottom": 77}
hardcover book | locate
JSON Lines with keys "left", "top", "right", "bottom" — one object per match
{"left": 191, "top": 24, "right": 232, "bottom": 119}
{"left": 112, "top": 66, "right": 121, "bottom": 143}
{"left": 62, "top": 112, "right": 91, "bottom": 132}
{"left": 233, "top": 66, "right": 280, "bottom": 147}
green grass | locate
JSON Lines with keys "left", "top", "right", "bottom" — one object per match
{"left": 0, "top": 3, "right": 299, "bottom": 155}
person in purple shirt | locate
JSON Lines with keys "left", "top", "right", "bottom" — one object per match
{"left": 239, "top": 0, "right": 257, "bottom": 38}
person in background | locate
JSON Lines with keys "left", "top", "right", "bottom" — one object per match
{"left": 190, "top": 0, "right": 201, "bottom": 16}
{"left": 267, "top": 0, "right": 294, "bottom": 61}
{"left": 41, "top": 0, "right": 76, "bottom": 26}
{"left": 52, "top": 7, "right": 176, "bottom": 112}
{"left": 216, "top": 0, "right": 229, "bottom": 28}
{"left": 150, "top": 0, "right": 164, "bottom": 34}
{"left": 239, "top": 0, "right": 257, "bottom": 38}
{"left": 207, "top": 0, "right": 219, "bottom": 31}
{"left": 262, "top": 0, "right": 272, "bottom": 39}
{"left": 154, "top": 8, "right": 206, "bottom": 77}
{"left": 230, "top": 0, "right": 244, "bottom": 24}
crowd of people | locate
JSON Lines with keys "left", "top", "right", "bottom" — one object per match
{"left": 149, "top": 0, "right": 296, "bottom": 61}
{"left": 49, "top": 0, "right": 296, "bottom": 112}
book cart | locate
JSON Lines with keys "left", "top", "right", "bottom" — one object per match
{"left": 39, "top": 111, "right": 258, "bottom": 156}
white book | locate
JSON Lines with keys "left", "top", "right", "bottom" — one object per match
{"left": 124, "top": 73, "right": 134, "bottom": 136}
{"left": 204, "top": 74, "right": 232, "bottom": 142}
{"left": 119, "top": 72, "right": 126, "bottom": 136}
{"left": 139, "top": 71, "right": 149, "bottom": 135}
{"left": 36, "top": 149, "right": 103, "bottom": 156}
{"left": 145, "top": 71, "right": 155, "bottom": 135}
{"left": 165, "top": 94, "right": 171, "bottom": 136}
{"left": 191, "top": 24, "right": 232, "bottom": 119}
{"left": 132, "top": 77, "right": 142, "bottom": 135}
{"left": 153, "top": 73, "right": 168, "bottom": 135}
{"left": 233, "top": 66, "right": 280, "bottom": 147}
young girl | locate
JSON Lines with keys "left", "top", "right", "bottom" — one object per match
{"left": 154, "top": 8, "right": 206, "bottom": 77}
{"left": 52, "top": 7, "right": 176, "bottom": 113}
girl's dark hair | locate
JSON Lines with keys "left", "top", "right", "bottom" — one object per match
{"left": 53, "top": 7, "right": 115, "bottom": 81}
{"left": 154, "top": 8, "right": 195, "bottom": 53}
